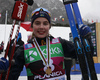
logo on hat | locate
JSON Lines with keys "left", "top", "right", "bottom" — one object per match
{"left": 35, "top": 12, "right": 39, "bottom": 15}
{"left": 40, "top": 14, "right": 44, "bottom": 17}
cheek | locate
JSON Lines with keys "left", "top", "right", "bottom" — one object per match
{"left": 32, "top": 25, "right": 37, "bottom": 31}
{"left": 47, "top": 25, "right": 51, "bottom": 30}
{"left": 46, "top": 27, "right": 50, "bottom": 32}
{"left": 33, "top": 28, "right": 37, "bottom": 33}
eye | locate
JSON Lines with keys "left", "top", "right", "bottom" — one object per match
{"left": 34, "top": 21, "right": 40, "bottom": 25}
{"left": 43, "top": 21, "right": 49, "bottom": 25}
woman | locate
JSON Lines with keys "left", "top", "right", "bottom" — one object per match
{"left": 8, "top": 7, "right": 77, "bottom": 80}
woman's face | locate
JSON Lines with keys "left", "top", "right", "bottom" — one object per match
{"left": 32, "top": 17, "right": 50, "bottom": 38}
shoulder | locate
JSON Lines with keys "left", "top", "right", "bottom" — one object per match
{"left": 58, "top": 37, "right": 73, "bottom": 45}
{"left": 16, "top": 45, "right": 24, "bottom": 52}
{"left": 58, "top": 37, "right": 75, "bottom": 52}
{"left": 14, "top": 45, "right": 25, "bottom": 59}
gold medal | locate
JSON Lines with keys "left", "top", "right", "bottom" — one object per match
{"left": 45, "top": 67, "right": 52, "bottom": 75}
{"left": 33, "top": 37, "right": 53, "bottom": 75}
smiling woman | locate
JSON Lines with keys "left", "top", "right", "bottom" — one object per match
{"left": 7, "top": 7, "right": 77, "bottom": 80}
{"left": 32, "top": 17, "right": 50, "bottom": 38}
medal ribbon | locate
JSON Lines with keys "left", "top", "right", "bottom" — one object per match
{"left": 46, "top": 37, "right": 50, "bottom": 66}
{"left": 33, "top": 37, "right": 50, "bottom": 67}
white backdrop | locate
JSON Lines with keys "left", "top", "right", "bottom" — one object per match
{"left": 0, "top": 24, "right": 71, "bottom": 49}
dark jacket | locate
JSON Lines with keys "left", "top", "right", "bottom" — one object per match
{"left": 8, "top": 36, "right": 76, "bottom": 80}
{"left": 8, "top": 38, "right": 24, "bottom": 59}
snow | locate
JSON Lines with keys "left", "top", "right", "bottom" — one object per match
{"left": 0, "top": 24, "right": 71, "bottom": 49}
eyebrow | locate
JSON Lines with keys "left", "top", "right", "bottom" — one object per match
{"left": 35, "top": 21, "right": 49, "bottom": 23}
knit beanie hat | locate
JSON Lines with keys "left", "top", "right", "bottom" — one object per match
{"left": 31, "top": 7, "right": 51, "bottom": 28}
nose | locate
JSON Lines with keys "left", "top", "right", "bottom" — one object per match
{"left": 40, "top": 23, "right": 44, "bottom": 28}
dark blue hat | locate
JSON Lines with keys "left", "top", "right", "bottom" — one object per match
{"left": 31, "top": 8, "right": 51, "bottom": 27}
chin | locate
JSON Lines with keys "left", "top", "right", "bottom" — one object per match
{"left": 37, "top": 36, "right": 46, "bottom": 38}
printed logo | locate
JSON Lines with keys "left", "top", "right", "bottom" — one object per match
{"left": 27, "top": 44, "right": 32, "bottom": 48}
{"left": 52, "top": 38, "right": 59, "bottom": 43}
{"left": 26, "top": 50, "right": 37, "bottom": 61}
{"left": 34, "top": 71, "right": 63, "bottom": 80}
{"left": 25, "top": 44, "right": 32, "bottom": 49}
{"left": 35, "top": 12, "right": 39, "bottom": 15}
{"left": 17, "top": 3, "right": 24, "bottom": 18}
{"left": 40, "top": 14, "right": 44, "bottom": 17}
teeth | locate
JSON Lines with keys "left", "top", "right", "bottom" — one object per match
{"left": 39, "top": 31, "right": 44, "bottom": 34}
{"left": 39, "top": 32, "right": 43, "bottom": 33}
{"left": 39, "top": 31, "right": 44, "bottom": 33}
